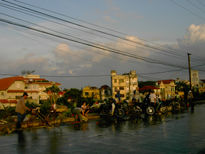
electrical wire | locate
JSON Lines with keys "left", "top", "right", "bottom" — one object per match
{"left": 1, "top": 0, "right": 192, "bottom": 59}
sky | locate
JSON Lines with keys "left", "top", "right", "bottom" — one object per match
{"left": 0, "top": 0, "right": 205, "bottom": 89}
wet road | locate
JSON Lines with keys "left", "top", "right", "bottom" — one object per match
{"left": 0, "top": 104, "right": 205, "bottom": 154}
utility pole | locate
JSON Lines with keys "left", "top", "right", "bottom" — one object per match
{"left": 187, "top": 53, "right": 192, "bottom": 91}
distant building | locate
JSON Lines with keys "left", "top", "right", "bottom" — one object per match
{"left": 199, "top": 80, "right": 205, "bottom": 93}
{"left": 0, "top": 74, "right": 61, "bottom": 108}
{"left": 156, "top": 80, "right": 175, "bottom": 100}
{"left": 82, "top": 86, "right": 100, "bottom": 100}
{"left": 191, "top": 70, "right": 199, "bottom": 87}
{"left": 111, "top": 70, "right": 139, "bottom": 101}
{"left": 99, "top": 85, "right": 112, "bottom": 101}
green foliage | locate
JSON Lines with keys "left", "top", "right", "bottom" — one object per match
{"left": 65, "top": 88, "right": 82, "bottom": 100}
{"left": 62, "top": 109, "right": 72, "bottom": 117}
{"left": 57, "top": 97, "right": 66, "bottom": 105}
{"left": 40, "top": 100, "right": 51, "bottom": 116}
{"left": 45, "top": 84, "right": 61, "bottom": 93}
{"left": 25, "top": 101, "right": 39, "bottom": 109}
{"left": 45, "top": 85, "right": 61, "bottom": 104}
{"left": 138, "top": 81, "right": 156, "bottom": 88}
{"left": 175, "top": 81, "right": 189, "bottom": 92}
{"left": 0, "top": 106, "right": 16, "bottom": 119}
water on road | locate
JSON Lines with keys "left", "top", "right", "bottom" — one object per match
{"left": 0, "top": 104, "right": 205, "bottom": 154}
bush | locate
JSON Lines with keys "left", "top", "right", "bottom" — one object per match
{"left": 0, "top": 106, "right": 16, "bottom": 120}
{"left": 40, "top": 100, "right": 51, "bottom": 116}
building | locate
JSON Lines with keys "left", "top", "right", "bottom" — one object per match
{"left": 111, "top": 70, "right": 139, "bottom": 101}
{"left": 156, "top": 80, "right": 176, "bottom": 100}
{"left": 99, "top": 85, "right": 112, "bottom": 101}
{"left": 191, "top": 70, "right": 199, "bottom": 87}
{"left": 199, "top": 80, "right": 205, "bottom": 93}
{"left": 82, "top": 86, "right": 100, "bottom": 100}
{"left": 0, "top": 74, "right": 61, "bottom": 108}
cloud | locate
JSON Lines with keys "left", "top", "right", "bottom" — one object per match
{"left": 55, "top": 43, "right": 71, "bottom": 57}
{"left": 177, "top": 24, "right": 205, "bottom": 57}
{"left": 103, "top": 16, "right": 117, "bottom": 23}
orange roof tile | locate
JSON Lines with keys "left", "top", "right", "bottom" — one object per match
{"left": 26, "top": 90, "right": 39, "bottom": 93}
{"left": 0, "top": 99, "right": 9, "bottom": 103}
{"left": 0, "top": 76, "right": 61, "bottom": 91}
{"left": 158, "top": 79, "right": 175, "bottom": 84}
{"left": 0, "top": 76, "right": 24, "bottom": 91}
{"left": 0, "top": 99, "right": 17, "bottom": 104}
{"left": 139, "top": 86, "right": 159, "bottom": 91}
{"left": 7, "top": 90, "right": 24, "bottom": 93}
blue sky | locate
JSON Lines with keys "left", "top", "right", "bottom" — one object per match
{"left": 0, "top": 0, "right": 205, "bottom": 88}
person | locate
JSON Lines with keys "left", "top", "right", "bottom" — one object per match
{"left": 143, "top": 91, "right": 151, "bottom": 103}
{"left": 67, "top": 97, "right": 83, "bottom": 122}
{"left": 15, "top": 92, "right": 31, "bottom": 129}
{"left": 149, "top": 90, "right": 156, "bottom": 104}
{"left": 188, "top": 90, "right": 194, "bottom": 111}
{"left": 81, "top": 102, "right": 90, "bottom": 117}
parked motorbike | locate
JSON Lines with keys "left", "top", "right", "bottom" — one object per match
{"left": 155, "top": 101, "right": 168, "bottom": 114}
{"left": 98, "top": 99, "right": 126, "bottom": 119}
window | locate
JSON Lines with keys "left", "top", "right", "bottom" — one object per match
{"left": 119, "top": 79, "right": 124, "bottom": 83}
{"left": 119, "top": 87, "right": 124, "bottom": 90}
{"left": 85, "top": 92, "right": 89, "bottom": 96}
{"left": 114, "top": 79, "right": 117, "bottom": 83}
{"left": 120, "top": 94, "right": 124, "bottom": 97}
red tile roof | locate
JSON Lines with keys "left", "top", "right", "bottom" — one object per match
{"left": 0, "top": 99, "right": 17, "bottom": 104}
{"left": 0, "top": 99, "right": 9, "bottom": 103}
{"left": 26, "top": 90, "right": 39, "bottom": 93}
{"left": 139, "top": 86, "right": 159, "bottom": 91}
{"left": 158, "top": 80, "right": 175, "bottom": 84}
{"left": 7, "top": 90, "right": 24, "bottom": 93}
{"left": 0, "top": 76, "right": 24, "bottom": 91}
{"left": 0, "top": 76, "right": 61, "bottom": 91}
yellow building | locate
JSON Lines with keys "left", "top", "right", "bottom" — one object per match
{"left": 199, "top": 80, "right": 205, "bottom": 93}
{"left": 157, "top": 80, "right": 176, "bottom": 100}
{"left": 191, "top": 70, "right": 200, "bottom": 87}
{"left": 0, "top": 74, "right": 61, "bottom": 108}
{"left": 82, "top": 86, "right": 100, "bottom": 100}
{"left": 111, "top": 70, "right": 138, "bottom": 101}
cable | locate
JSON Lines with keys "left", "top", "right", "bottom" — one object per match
{"left": 12, "top": 0, "right": 191, "bottom": 56}
{"left": 3, "top": 0, "right": 205, "bottom": 63}
{"left": 186, "top": 0, "right": 205, "bottom": 14}
{"left": 0, "top": 17, "right": 190, "bottom": 70}
{"left": 0, "top": 2, "right": 190, "bottom": 62}
{"left": 1, "top": 0, "right": 191, "bottom": 59}
{"left": 170, "top": 0, "right": 205, "bottom": 21}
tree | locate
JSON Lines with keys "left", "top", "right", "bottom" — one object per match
{"left": 175, "top": 81, "right": 189, "bottom": 103}
{"left": 138, "top": 81, "right": 156, "bottom": 88}
{"left": 45, "top": 84, "right": 61, "bottom": 105}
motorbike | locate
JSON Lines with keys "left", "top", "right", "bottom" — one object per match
{"left": 155, "top": 100, "right": 168, "bottom": 114}
{"left": 98, "top": 99, "right": 126, "bottom": 119}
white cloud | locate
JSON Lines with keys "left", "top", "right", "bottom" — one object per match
{"left": 55, "top": 43, "right": 71, "bottom": 57}
{"left": 177, "top": 24, "right": 205, "bottom": 57}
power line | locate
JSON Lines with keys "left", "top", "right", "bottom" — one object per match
{"left": 170, "top": 0, "right": 205, "bottom": 21}
{"left": 1, "top": 0, "right": 190, "bottom": 59}
{"left": 0, "top": 17, "right": 190, "bottom": 70}
{"left": 12, "top": 0, "right": 191, "bottom": 56}
{"left": 0, "top": 68, "right": 186, "bottom": 79}
{"left": 186, "top": 0, "right": 205, "bottom": 14}
{"left": 3, "top": 0, "right": 205, "bottom": 63}
{"left": 0, "top": 3, "right": 189, "bottom": 62}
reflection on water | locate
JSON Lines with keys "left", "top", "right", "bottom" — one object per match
{"left": 17, "top": 131, "right": 26, "bottom": 154}
{"left": 0, "top": 104, "right": 205, "bottom": 153}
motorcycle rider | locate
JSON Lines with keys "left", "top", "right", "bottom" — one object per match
{"left": 149, "top": 90, "right": 156, "bottom": 105}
